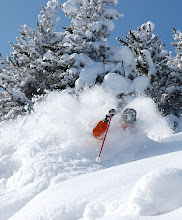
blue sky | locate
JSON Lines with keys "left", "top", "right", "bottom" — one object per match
{"left": 0, "top": 0, "right": 182, "bottom": 60}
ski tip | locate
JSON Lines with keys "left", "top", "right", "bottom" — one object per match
{"left": 96, "top": 157, "right": 101, "bottom": 163}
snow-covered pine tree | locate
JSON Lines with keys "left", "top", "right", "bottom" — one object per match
{"left": 117, "top": 22, "right": 170, "bottom": 79}
{"left": 170, "top": 28, "right": 182, "bottom": 73}
{"left": 159, "top": 27, "right": 182, "bottom": 118}
{"left": 0, "top": 0, "right": 65, "bottom": 121}
{"left": 117, "top": 22, "right": 172, "bottom": 114}
{"left": 61, "top": 0, "right": 123, "bottom": 90}
{"left": 62, "top": 0, "right": 121, "bottom": 62}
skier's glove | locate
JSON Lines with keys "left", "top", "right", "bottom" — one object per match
{"left": 108, "top": 109, "right": 117, "bottom": 116}
{"left": 104, "top": 109, "right": 117, "bottom": 122}
{"left": 103, "top": 117, "right": 109, "bottom": 123}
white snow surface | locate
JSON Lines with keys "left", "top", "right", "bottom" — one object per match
{"left": 132, "top": 75, "right": 150, "bottom": 95}
{"left": 1, "top": 86, "right": 182, "bottom": 220}
{"left": 142, "top": 49, "right": 157, "bottom": 76}
{"left": 112, "top": 46, "right": 135, "bottom": 77}
{"left": 102, "top": 74, "right": 150, "bottom": 96}
{"left": 74, "top": 46, "right": 136, "bottom": 90}
{"left": 102, "top": 73, "right": 132, "bottom": 95}
{"left": 89, "top": 20, "right": 115, "bottom": 32}
{"left": 128, "top": 168, "right": 182, "bottom": 216}
{"left": 43, "top": 50, "right": 54, "bottom": 60}
{"left": 62, "top": 2, "right": 80, "bottom": 15}
{"left": 73, "top": 53, "right": 105, "bottom": 90}
{"left": 112, "top": 46, "right": 134, "bottom": 66}
{"left": 177, "top": 117, "right": 182, "bottom": 132}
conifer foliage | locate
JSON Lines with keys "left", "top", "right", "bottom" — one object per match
{"left": 61, "top": 0, "right": 123, "bottom": 90}
{"left": 160, "top": 28, "right": 182, "bottom": 117}
{"left": 62, "top": 0, "right": 121, "bottom": 62}
{"left": 0, "top": 0, "right": 181, "bottom": 126}
{"left": 0, "top": 0, "right": 122, "bottom": 121}
{"left": 0, "top": 0, "right": 65, "bottom": 120}
{"left": 117, "top": 22, "right": 181, "bottom": 119}
{"left": 117, "top": 22, "right": 170, "bottom": 80}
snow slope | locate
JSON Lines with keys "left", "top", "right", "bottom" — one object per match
{"left": 9, "top": 136, "right": 182, "bottom": 220}
{"left": 0, "top": 86, "right": 181, "bottom": 220}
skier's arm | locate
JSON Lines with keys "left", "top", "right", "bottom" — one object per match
{"left": 92, "top": 121, "right": 108, "bottom": 139}
{"left": 92, "top": 109, "right": 117, "bottom": 139}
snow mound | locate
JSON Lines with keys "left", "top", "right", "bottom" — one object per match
{"left": 112, "top": 46, "right": 134, "bottom": 65}
{"left": 90, "top": 20, "right": 115, "bottom": 32}
{"left": 132, "top": 75, "right": 150, "bottom": 95}
{"left": 102, "top": 73, "right": 132, "bottom": 95}
{"left": 128, "top": 168, "right": 182, "bottom": 216}
{"left": 62, "top": 1, "right": 80, "bottom": 15}
{"left": 43, "top": 50, "right": 54, "bottom": 60}
{"left": 177, "top": 117, "right": 182, "bottom": 132}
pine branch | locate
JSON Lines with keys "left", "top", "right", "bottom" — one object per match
{"left": 116, "top": 37, "right": 128, "bottom": 46}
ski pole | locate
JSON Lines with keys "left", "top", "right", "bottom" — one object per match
{"left": 96, "top": 116, "right": 113, "bottom": 163}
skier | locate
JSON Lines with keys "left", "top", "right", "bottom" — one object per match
{"left": 92, "top": 108, "right": 137, "bottom": 139}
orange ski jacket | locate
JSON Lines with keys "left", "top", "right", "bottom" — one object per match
{"left": 92, "top": 120, "right": 135, "bottom": 139}
{"left": 92, "top": 121, "right": 108, "bottom": 139}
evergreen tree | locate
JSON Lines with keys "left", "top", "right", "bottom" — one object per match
{"left": 170, "top": 28, "right": 182, "bottom": 73}
{"left": 60, "top": 0, "right": 124, "bottom": 90}
{"left": 160, "top": 28, "right": 182, "bottom": 118}
{"left": 117, "top": 21, "right": 170, "bottom": 79}
{"left": 0, "top": 0, "right": 65, "bottom": 121}
{"left": 117, "top": 22, "right": 173, "bottom": 115}
{"left": 0, "top": 0, "right": 123, "bottom": 121}
{"left": 62, "top": 0, "right": 122, "bottom": 62}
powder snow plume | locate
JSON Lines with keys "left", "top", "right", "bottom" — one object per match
{"left": 0, "top": 86, "right": 173, "bottom": 219}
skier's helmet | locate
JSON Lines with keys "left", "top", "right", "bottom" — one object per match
{"left": 122, "top": 108, "right": 136, "bottom": 123}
